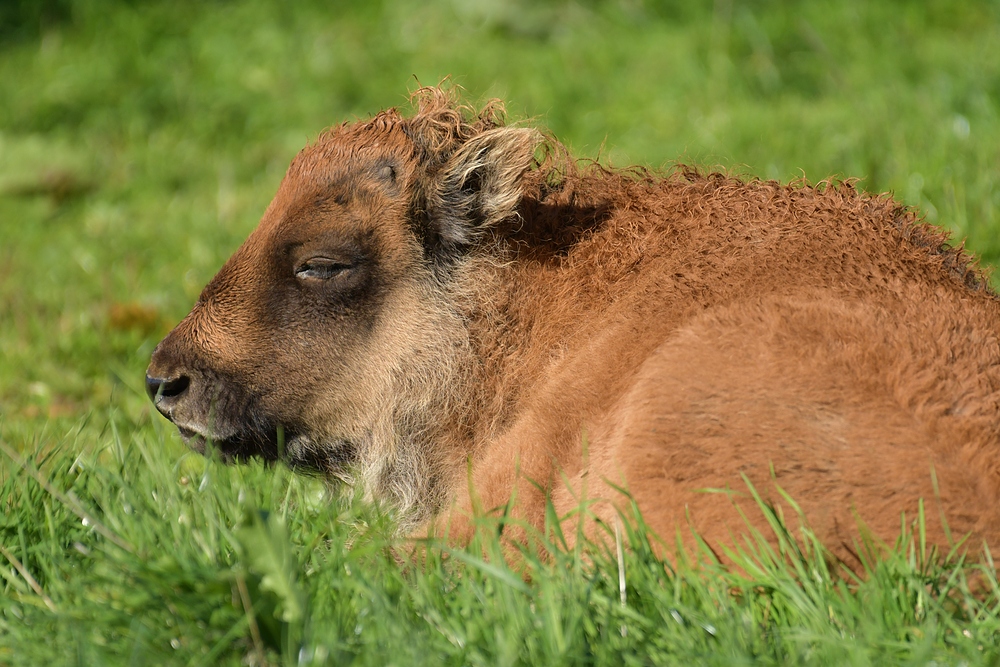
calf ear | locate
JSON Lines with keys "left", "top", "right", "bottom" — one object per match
{"left": 431, "top": 127, "right": 542, "bottom": 248}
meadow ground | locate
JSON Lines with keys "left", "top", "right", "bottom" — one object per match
{"left": 1, "top": 0, "right": 1000, "bottom": 663}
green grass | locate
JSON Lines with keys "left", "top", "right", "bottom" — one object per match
{"left": 2, "top": 0, "right": 1000, "bottom": 663}
{"left": 4, "top": 434, "right": 1000, "bottom": 665}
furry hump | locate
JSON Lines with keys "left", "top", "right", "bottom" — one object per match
{"left": 148, "top": 86, "right": 1000, "bottom": 571}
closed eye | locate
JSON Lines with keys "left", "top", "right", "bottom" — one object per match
{"left": 295, "top": 258, "right": 354, "bottom": 281}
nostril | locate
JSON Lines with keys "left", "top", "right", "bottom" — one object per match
{"left": 161, "top": 375, "right": 190, "bottom": 398}
{"left": 145, "top": 374, "right": 191, "bottom": 403}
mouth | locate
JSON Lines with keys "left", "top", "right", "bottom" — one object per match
{"left": 174, "top": 423, "right": 282, "bottom": 463}
{"left": 173, "top": 421, "right": 353, "bottom": 472}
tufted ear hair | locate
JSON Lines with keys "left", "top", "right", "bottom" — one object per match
{"left": 430, "top": 126, "right": 542, "bottom": 249}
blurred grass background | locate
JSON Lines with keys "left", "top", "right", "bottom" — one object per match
{"left": 2, "top": 1, "right": 1000, "bottom": 664}
{"left": 1, "top": 0, "right": 998, "bottom": 441}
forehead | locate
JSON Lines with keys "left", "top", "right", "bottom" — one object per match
{"left": 254, "top": 122, "right": 417, "bottom": 243}
{"left": 294, "top": 112, "right": 416, "bottom": 170}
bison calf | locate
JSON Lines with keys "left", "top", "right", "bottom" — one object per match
{"left": 147, "top": 88, "right": 1000, "bottom": 565}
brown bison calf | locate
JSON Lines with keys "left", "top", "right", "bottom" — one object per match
{"left": 147, "top": 88, "right": 1000, "bottom": 565}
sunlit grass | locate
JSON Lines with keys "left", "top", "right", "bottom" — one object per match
{"left": 2, "top": 418, "right": 1000, "bottom": 665}
{"left": 2, "top": 0, "right": 1000, "bottom": 663}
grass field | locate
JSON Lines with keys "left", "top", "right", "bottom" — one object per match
{"left": 2, "top": 0, "right": 1000, "bottom": 663}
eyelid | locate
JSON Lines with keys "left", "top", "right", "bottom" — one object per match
{"left": 295, "top": 257, "right": 354, "bottom": 280}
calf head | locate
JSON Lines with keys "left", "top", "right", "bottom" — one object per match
{"left": 146, "top": 92, "right": 540, "bottom": 511}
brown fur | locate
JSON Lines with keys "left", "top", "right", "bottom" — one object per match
{"left": 147, "top": 87, "right": 1000, "bottom": 565}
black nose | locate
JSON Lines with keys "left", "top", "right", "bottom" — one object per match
{"left": 145, "top": 374, "right": 190, "bottom": 403}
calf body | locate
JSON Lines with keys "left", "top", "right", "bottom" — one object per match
{"left": 147, "top": 89, "right": 1000, "bottom": 564}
